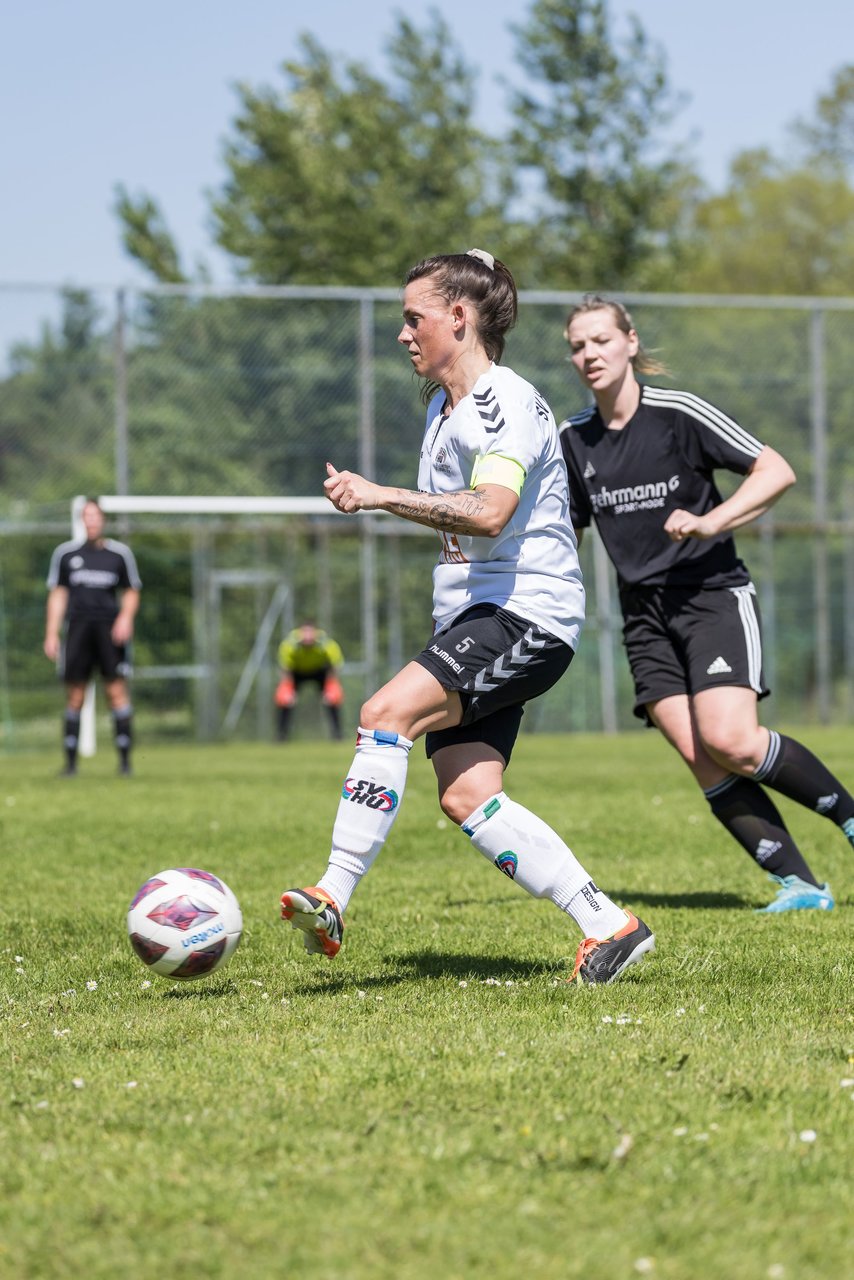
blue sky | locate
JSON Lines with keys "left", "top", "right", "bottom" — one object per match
{"left": 1, "top": 0, "right": 852, "bottom": 286}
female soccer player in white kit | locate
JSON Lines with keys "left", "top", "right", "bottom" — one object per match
{"left": 281, "top": 251, "right": 654, "bottom": 984}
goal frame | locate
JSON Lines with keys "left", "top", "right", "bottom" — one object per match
{"left": 70, "top": 493, "right": 380, "bottom": 753}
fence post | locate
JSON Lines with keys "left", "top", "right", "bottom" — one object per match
{"left": 845, "top": 488, "right": 854, "bottom": 722}
{"left": 592, "top": 530, "right": 618, "bottom": 733}
{"left": 809, "top": 307, "right": 830, "bottom": 723}
{"left": 358, "top": 297, "right": 378, "bottom": 697}
{"left": 114, "top": 288, "right": 129, "bottom": 499}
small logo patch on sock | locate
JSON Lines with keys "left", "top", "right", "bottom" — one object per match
{"left": 580, "top": 880, "right": 602, "bottom": 912}
{"left": 495, "top": 851, "right": 518, "bottom": 879}
{"left": 816, "top": 792, "right": 838, "bottom": 814}
{"left": 756, "top": 838, "right": 782, "bottom": 864}
{"left": 706, "top": 655, "right": 733, "bottom": 675}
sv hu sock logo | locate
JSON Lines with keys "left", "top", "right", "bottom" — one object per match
{"left": 342, "top": 778, "right": 399, "bottom": 811}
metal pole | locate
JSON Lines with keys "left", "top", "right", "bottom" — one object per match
{"left": 845, "top": 491, "right": 854, "bottom": 722}
{"left": 592, "top": 530, "right": 618, "bottom": 733}
{"left": 316, "top": 525, "right": 333, "bottom": 632}
{"left": 809, "top": 308, "right": 830, "bottom": 723}
{"left": 358, "top": 297, "right": 378, "bottom": 696}
{"left": 114, "top": 288, "right": 129, "bottom": 498}
{"left": 387, "top": 533, "right": 404, "bottom": 676}
{"left": 191, "top": 525, "right": 211, "bottom": 740}
{"left": 759, "top": 512, "right": 777, "bottom": 695}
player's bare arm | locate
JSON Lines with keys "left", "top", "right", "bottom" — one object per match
{"left": 664, "top": 446, "right": 796, "bottom": 543}
{"left": 44, "top": 586, "right": 68, "bottom": 661}
{"left": 112, "top": 588, "right": 141, "bottom": 644}
{"left": 324, "top": 463, "right": 518, "bottom": 538}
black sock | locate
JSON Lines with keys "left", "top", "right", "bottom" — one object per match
{"left": 113, "top": 707, "right": 132, "bottom": 767}
{"left": 63, "top": 710, "right": 80, "bottom": 769}
{"left": 328, "top": 706, "right": 342, "bottom": 740}
{"left": 704, "top": 774, "right": 820, "bottom": 886}
{"left": 755, "top": 732, "right": 854, "bottom": 826}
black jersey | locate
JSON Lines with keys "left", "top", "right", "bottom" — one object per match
{"left": 559, "top": 385, "right": 764, "bottom": 589}
{"left": 47, "top": 538, "right": 142, "bottom": 621}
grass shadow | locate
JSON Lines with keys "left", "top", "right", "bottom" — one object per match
{"left": 606, "top": 888, "right": 753, "bottom": 909}
{"left": 283, "top": 950, "right": 566, "bottom": 996}
{"left": 161, "top": 980, "right": 239, "bottom": 999}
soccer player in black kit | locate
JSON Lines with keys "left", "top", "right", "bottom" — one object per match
{"left": 559, "top": 294, "right": 854, "bottom": 913}
{"left": 44, "top": 498, "right": 142, "bottom": 776}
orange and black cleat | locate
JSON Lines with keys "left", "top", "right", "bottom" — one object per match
{"left": 570, "top": 911, "right": 654, "bottom": 985}
{"left": 280, "top": 886, "right": 344, "bottom": 957}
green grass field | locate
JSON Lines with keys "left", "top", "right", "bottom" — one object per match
{"left": 2, "top": 730, "right": 853, "bottom": 1280}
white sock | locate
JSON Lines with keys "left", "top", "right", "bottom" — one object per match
{"left": 462, "top": 791, "right": 628, "bottom": 940}
{"left": 316, "top": 726, "right": 413, "bottom": 912}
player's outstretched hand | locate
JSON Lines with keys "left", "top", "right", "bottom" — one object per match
{"left": 324, "top": 462, "right": 382, "bottom": 513}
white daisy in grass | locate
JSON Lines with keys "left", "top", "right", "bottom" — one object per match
{"left": 85, "top": 980, "right": 98, "bottom": 991}
{"left": 612, "top": 1133, "right": 633, "bottom": 1160}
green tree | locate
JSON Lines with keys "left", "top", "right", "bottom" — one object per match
{"left": 113, "top": 187, "right": 187, "bottom": 284}
{"left": 792, "top": 64, "right": 854, "bottom": 173}
{"left": 0, "top": 289, "right": 115, "bottom": 510}
{"left": 506, "top": 0, "right": 700, "bottom": 289}
{"left": 684, "top": 149, "right": 854, "bottom": 295}
{"left": 683, "top": 67, "right": 854, "bottom": 296}
{"left": 210, "top": 16, "right": 507, "bottom": 285}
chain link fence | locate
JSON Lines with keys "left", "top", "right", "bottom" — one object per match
{"left": 1, "top": 283, "right": 853, "bottom": 750}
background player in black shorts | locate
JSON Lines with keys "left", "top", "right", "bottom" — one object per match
{"left": 44, "top": 498, "right": 142, "bottom": 776}
{"left": 560, "top": 294, "right": 854, "bottom": 913}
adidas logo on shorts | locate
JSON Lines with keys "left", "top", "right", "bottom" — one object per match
{"left": 706, "top": 655, "right": 733, "bottom": 675}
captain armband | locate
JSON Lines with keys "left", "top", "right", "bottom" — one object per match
{"left": 469, "top": 453, "right": 526, "bottom": 496}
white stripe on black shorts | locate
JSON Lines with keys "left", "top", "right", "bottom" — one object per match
{"left": 416, "top": 603, "right": 574, "bottom": 764}
{"left": 618, "top": 581, "right": 769, "bottom": 723}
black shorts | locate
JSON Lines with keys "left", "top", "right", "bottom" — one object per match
{"left": 415, "top": 603, "right": 574, "bottom": 765}
{"left": 620, "top": 582, "right": 769, "bottom": 724}
{"left": 292, "top": 668, "right": 332, "bottom": 691}
{"left": 61, "top": 617, "right": 130, "bottom": 684}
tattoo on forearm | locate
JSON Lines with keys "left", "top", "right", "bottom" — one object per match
{"left": 390, "top": 488, "right": 488, "bottom": 533}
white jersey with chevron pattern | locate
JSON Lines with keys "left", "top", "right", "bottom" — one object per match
{"left": 416, "top": 363, "right": 585, "bottom": 650}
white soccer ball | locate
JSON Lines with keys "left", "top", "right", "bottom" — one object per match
{"left": 127, "top": 867, "right": 243, "bottom": 981}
